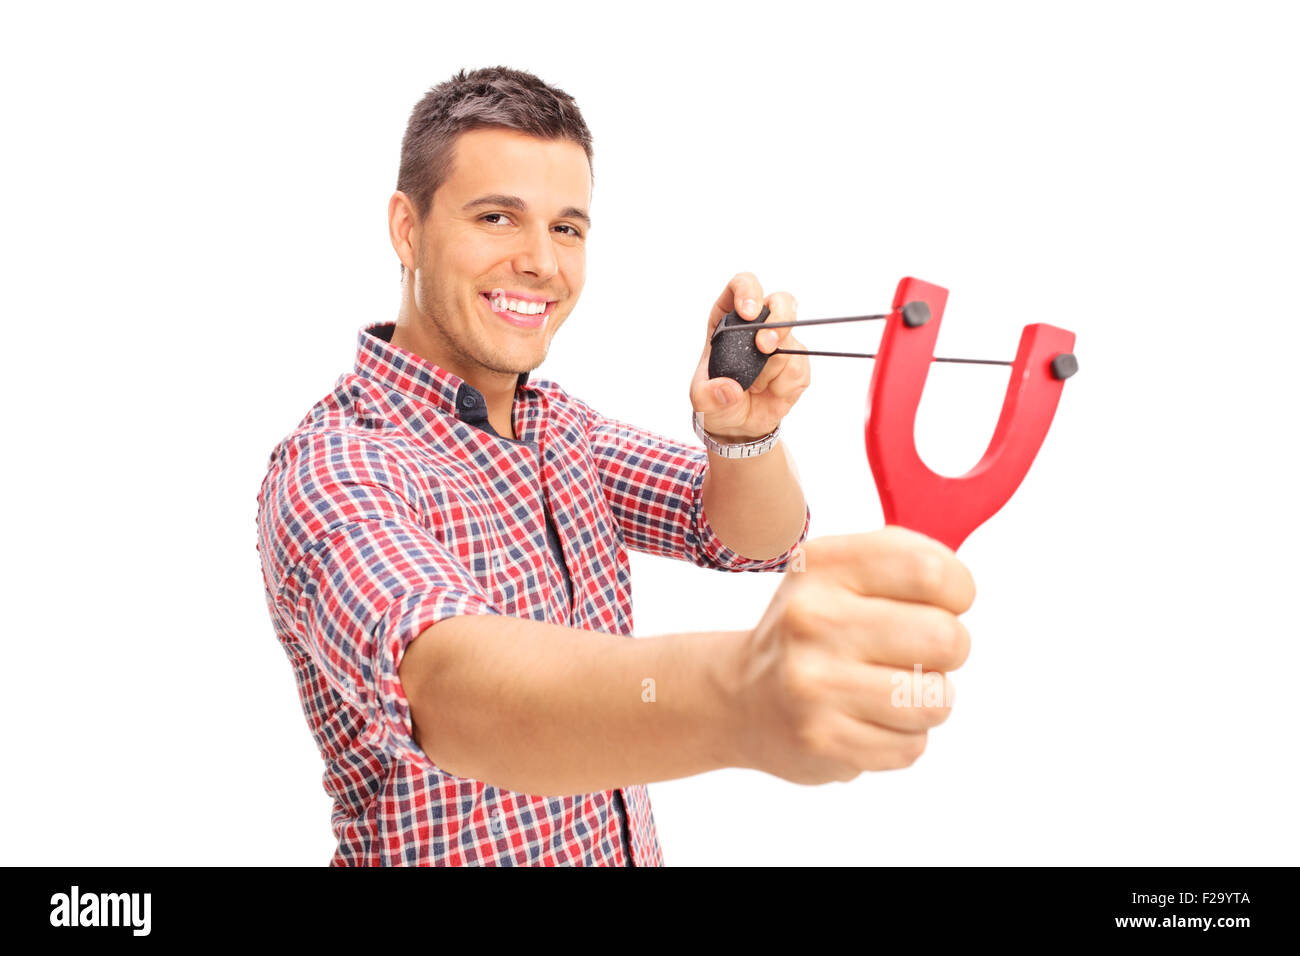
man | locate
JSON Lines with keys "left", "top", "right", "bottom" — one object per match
{"left": 256, "top": 67, "right": 974, "bottom": 866}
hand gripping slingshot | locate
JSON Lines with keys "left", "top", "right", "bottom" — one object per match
{"left": 708, "top": 276, "right": 1078, "bottom": 552}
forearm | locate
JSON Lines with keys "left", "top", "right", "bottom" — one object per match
{"left": 701, "top": 439, "right": 807, "bottom": 560}
{"left": 398, "top": 614, "right": 750, "bottom": 796}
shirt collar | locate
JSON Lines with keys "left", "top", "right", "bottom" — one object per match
{"left": 356, "top": 321, "right": 531, "bottom": 418}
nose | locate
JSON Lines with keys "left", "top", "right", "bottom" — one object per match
{"left": 511, "top": 222, "right": 559, "bottom": 281}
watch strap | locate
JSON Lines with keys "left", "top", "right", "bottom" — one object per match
{"left": 692, "top": 412, "right": 781, "bottom": 459}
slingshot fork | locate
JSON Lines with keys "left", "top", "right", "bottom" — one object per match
{"left": 865, "top": 277, "right": 1076, "bottom": 551}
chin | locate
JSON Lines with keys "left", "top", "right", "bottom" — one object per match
{"left": 482, "top": 350, "right": 541, "bottom": 377}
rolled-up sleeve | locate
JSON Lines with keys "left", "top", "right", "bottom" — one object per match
{"left": 257, "top": 430, "right": 499, "bottom": 771}
{"left": 689, "top": 463, "right": 811, "bottom": 571}
{"left": 578, "top": 397, "right": 810, "bottom": 572}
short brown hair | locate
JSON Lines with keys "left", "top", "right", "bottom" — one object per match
{"left": 395, "top": 66, "right": 594, "bottom": 280}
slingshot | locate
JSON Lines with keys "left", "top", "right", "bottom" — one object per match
{"left": 708, "top": 276, "right": 1078, "bottom": 551}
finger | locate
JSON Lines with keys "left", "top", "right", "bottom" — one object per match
{"left": 799, "top": 528, "right": 977, "bottom": 615}
{"left": 745, "top": 291, "right": 799, "bottom": 394}
{"left": 698, "top": 375, "right": 749, "bottom": 415}
{"left": 856, "top": 596, "right": 972, "bottom": 671}
{"left": 705, "top": 271, "right": 766, "bottom": 346}
{"left": 823, "top": 711, "right": 930, "bottom": 773}
{"left": 791, "top": 585, "right": 972, "bottom": 671}
{"left": 753, "top": 291, "right": 798, "bottom": 354}
{"left": 803, "top": 653, "right": 956, "bottom": 732}
{"left": 750, "top": 330, "right": 810, "bottom": 397}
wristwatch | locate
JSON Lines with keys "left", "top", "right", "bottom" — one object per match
{"left": 692, "top": 412, "right": 782, "bottom": 459}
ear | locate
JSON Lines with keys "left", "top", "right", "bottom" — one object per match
{"left": 389, "top": 191, "right": 420, "bottom": 274}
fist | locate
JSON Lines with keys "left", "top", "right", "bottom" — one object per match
{"left": 730, "top": 527, "right": 976, "bottom": 784}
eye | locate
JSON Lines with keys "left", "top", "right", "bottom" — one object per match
{"left": 553, "top": 224, "right": 584, "bottom": 238}
{"left": 480, "top": 212, "right": 514, "bottom": 226}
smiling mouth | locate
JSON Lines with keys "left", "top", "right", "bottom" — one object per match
{"left": 481, "top": 291, "right": 555, "bottom": 329}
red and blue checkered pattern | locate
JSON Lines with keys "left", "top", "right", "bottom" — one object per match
{"left": 255, "top": 321, "right": 810, "bottom": 865}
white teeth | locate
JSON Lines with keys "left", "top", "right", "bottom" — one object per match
{"left": 488, "top": 294, "right": 546, "bottom": 316}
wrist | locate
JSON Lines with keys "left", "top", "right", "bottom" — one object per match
{"left": 692, "top": 411, "right": 781, "bottom": 458}
{"left": 702, "top": 628, "right": 757, "bottom": 772}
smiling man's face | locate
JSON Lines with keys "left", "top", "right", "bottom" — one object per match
{"left": 396, "top": 127, "right": 592, "bottom": 385}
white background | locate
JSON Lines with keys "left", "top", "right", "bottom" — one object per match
{"left": 3, "top": 0, "right": 1297, "bottom": 866}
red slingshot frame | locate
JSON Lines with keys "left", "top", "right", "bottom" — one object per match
{"left": 865, "top": 277, "right": 1077, "bottom": 551}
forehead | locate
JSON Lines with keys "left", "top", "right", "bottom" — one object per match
{"left": 440, "top": 128, "right": 591, "bottom": 207}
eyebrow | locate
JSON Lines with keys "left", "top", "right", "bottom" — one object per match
{"left": 462, "top": 193, "right": 592, "bottom": 229}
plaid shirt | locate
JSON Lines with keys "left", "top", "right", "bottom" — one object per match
{"left": 255, "top": 321, "right": 811, "bottom": 866}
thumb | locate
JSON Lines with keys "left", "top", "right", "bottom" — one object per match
{"left": 706, "top": 377, "right": 741, "bottom": 411}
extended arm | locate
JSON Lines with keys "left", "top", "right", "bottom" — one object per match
{"left": 399, "top": 615, "right": 749, "bottom": 796}
{"left": 400, "top": 528, "right": 977, "bottom": 799}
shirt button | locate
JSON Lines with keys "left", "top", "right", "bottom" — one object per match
{"left": 461, "top": 394, "right": 478, "bottom": 408}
